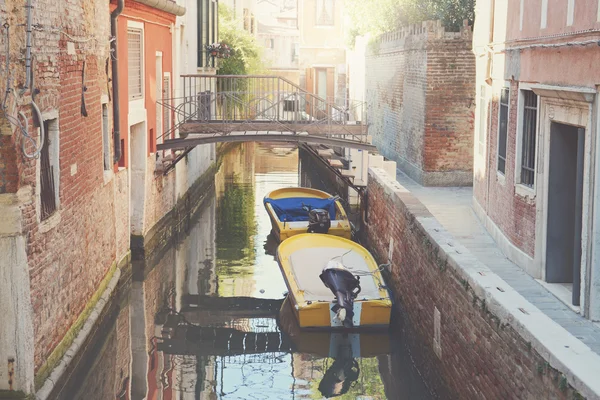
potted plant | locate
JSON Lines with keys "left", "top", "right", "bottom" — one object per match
{"left": 205, "top": 42, "right": 233, "bottom": 60}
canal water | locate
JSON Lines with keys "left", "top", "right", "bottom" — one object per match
{"left": 52, "top": 143, "right": 441, "bottom": 400}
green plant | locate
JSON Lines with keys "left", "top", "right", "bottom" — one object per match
{"left": 558, "top": 375, "right": 568, "bottom": 392}
{"left": 345, "top": 0, "right": 475, "bottom": 45}
{"left": 217, "top": 5, "right": 267, "bottom": 76}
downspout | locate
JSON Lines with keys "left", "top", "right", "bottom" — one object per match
{"left": 111, "top": 0, "right": 124, "bottom": 164}
{"left": 22, "top": 0, "right": 33, "bottom": 93}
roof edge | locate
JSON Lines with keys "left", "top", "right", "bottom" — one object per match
{"left": 135, "top": 0, "right": 186, "bottom": 16}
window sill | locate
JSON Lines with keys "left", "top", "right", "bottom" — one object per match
{"left": 39, "top": 210, "right": 61, "bottom": 234}
{"left": 103, "top": 169, "right": 114, "bottom": 186}
{"left": 515, "top": 183, "right": 535, "bottom": 200}
{"left": 496, "top": 171, "right": 506, "bottom": 185}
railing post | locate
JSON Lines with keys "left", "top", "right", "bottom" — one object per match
{"left": 277, "top": 78, "right": 280, "bottom": 122}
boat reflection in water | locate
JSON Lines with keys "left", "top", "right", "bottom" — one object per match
{"left": 278, "top": 296, "right": 390, "bottom": 398}
{"left": 52, "top": 144, "right": 440, "bottom": 400}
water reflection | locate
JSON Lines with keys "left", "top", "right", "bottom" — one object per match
{"left": 53, "top": 143, "right": 438, "bottom": 400}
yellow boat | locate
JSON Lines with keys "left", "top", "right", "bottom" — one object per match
{"left": 263, "top": 187, "right": 352, "bottom": 242}
{"left": 276, "top": 233, "right": 392, "bottom": 330}
{"left": 278, "top": 297, "right": 391, "bottom": 357}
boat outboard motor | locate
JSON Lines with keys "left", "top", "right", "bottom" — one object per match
{"left": 319, "top": 260, "right": 361, "bottom": 328}
{"left": 318, "top": 342, "right": 360, "bottom": 398}
{"left": 307, "top": 208, "right": 331, "bottom": 233}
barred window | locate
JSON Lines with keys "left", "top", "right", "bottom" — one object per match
{"left": 497, "top": 87, "right": 509, "bottom": 174}
{"left": 102, "top": 104, "right": 110, "bottom": 170}
{"left": 520, "top": 90, "right": 538, "bottom": 187}
{"left": 127, "top": 29, "right": 143, "bottom": 100}
{"left": 40, "top": 118, "right": 59, "bottom": 221}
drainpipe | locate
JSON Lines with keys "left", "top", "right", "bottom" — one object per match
{"left": 22, "top": 0, "right": 33, "bottom": 93}
{"left": 111, "top": 0, "right": 124, "bottom": 164}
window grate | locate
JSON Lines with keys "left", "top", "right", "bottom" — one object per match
{"left": 102, "top": 104, "right": 110, "bottom": 170}
{"left": 128, "top": 29, "right": 143, "bottom": 100}
{"left": 520, "top": 90, "right": 538, "bottom": 187}
{"left": 497, "top": 87, "right": 509, "bottom": 174}
{"left": 40, "top": 120, "right": 56, "bottom": 221}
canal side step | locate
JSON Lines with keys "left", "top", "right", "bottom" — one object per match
{"left": 318, "top": 148, "right": 335, "bottom": 158}
{"left": 328, "top": 159, "right": 344, "bottom": 168}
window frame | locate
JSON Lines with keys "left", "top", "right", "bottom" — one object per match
{"left": 514, "top": 86, "right": 540, "bottom": 194}
{"left": 101, "top": 99, "right": 111, "bottom": 171}
{"left": 127, "top": 25, "right": 144, "bottom": 102}
{"left": 497, "top": 85, "right": 510, "bottom": 176}
{"left": 36, "top": 110, "right": 61, "bottom": 229}
{"left": 198, "top": 0, "right": 217, "bottom": 68}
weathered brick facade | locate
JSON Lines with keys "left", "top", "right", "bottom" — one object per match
{"left": 365, "top": 21, "right": 475, "bottom": 186}
{"left": 364, "top": 167, "right": 592, "bottom": 399}
{"left": 474, "top": 80, "right": 537, "bottom": 258}
{"left": 0, "top": 0, "right": 121, "bottom": 383}
{"left": 0, "top": 0, "right": 213, "bottom": 394}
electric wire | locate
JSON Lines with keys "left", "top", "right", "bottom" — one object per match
{"left": 1, "top": 19, "right": 45, "bottom": 159}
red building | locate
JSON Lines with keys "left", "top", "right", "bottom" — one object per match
{"left": 473, "top": 0, "right": 600, "bottom": 319}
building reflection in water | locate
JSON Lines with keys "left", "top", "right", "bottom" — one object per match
{"left": 54, "top": 144, "right": 439, "bottom": 400}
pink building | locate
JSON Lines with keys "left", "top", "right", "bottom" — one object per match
{"left": 473, "top": 0, "right": 600, "bottom": 319}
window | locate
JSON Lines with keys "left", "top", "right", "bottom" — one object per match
{"left": 127, "top": 29, "right": 143, "bottom": 100}
{"left": 520, "top": 90, "right": 538, "bottom": 187}
{"left": 477, "top": 85, "right": 487, "bottom": 156}
{"left": 316, "top": 0, "right": 334, "bottom": 26}
{"left": 497, "top": 87, "right": 509, "bottom": 174}
{"left": 198, "top": 0, "right": 218, "bottom": 68}
{"left": 40, "top": 118, "right": 59, "bottom": 221}
{"left": 102, "top": 103, "right": 110, "bottom": 170}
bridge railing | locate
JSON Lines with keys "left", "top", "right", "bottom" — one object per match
{"left": 174, "top": 74, "right": 366, "bottom": 136}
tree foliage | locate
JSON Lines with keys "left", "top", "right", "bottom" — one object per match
{"left": 346, "top": 0, "right": 474, "bottom": 45}
{"left": 217, "top": 5, "right": 267, "bottom": 75}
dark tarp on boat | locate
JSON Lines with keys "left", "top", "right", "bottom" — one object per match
{"left": 264, "top": 197, "right": 336, "bottom": 222}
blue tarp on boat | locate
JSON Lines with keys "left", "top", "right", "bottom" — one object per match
{"left": 264, "top": 197, "right": 336, "bottom": 222}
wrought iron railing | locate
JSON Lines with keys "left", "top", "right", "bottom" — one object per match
{"left": 157, "top": 75, "right": 367, "bottom": 144}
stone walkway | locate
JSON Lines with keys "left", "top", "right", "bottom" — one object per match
{"left": 395, "top": 170, "right": 600, "bottom": 355}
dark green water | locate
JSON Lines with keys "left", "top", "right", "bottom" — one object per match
{"left": 51, "top": 143, "right": 441, "bottom": 400}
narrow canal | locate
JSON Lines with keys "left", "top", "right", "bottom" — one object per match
{"left": 52, "top": 143, "right": 442, "bottom": 400}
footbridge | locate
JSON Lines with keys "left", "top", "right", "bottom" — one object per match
{"left": 156, "top": 75, "right": 372, "bottom": 173}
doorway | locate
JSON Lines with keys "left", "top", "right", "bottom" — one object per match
{"left": 545, "top": 122, "right": 584, "bottom": 305}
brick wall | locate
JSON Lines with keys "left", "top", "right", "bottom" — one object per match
{"left": 364, "top": 168, "right": 587, "bottom": 399}
{"left": 365, "top": 21, "right": 475, "bottom": 186}
{"left": 0, "top": 0, "right": 123, "bottom": 374}
{"left": 472, "top": 80, "right": 537, "bottom": 258}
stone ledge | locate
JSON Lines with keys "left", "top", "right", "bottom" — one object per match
{"left": 368, "top": 166, "right": 600, "bottom": 400}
